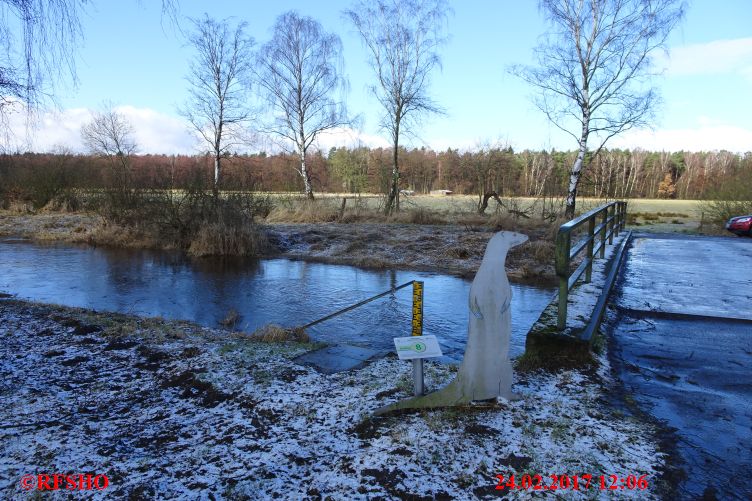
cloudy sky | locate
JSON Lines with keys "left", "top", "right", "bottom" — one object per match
{"left": 4, "top": 0, "right": 751, "bottom": 154}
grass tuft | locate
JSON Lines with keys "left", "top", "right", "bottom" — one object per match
{"left": 218, "top": 308, "right": 240, "bottom": 328}
{"left": 249, "top": 324, "right": 310, "bottom": 343}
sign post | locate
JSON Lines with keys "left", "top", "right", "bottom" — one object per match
{"left": 411, "top": 282, "right": 424, "bottom": 396}
{"left": 393, "top": 282, "right": 443, "bottom": 397}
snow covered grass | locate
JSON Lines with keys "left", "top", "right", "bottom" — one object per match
{"left": 1, "top": 299, "right": 664, "bottom": 499}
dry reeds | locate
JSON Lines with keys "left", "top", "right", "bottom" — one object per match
{"left": 187, "top": 222, "right": 270, "bottom": 257}
{"left": 87, "top": 223, "right": 160, "bottom": 249}
{"left": 249, "top": 324, "right": 310, "bottom": 343}
{"left": 218, "top": 308, "right": 240, "bottom": 328}
{"left": 523, "top": 239, "right": 556, "bottom": 263}
{"left": 389, "top": 207, "right": 446, "bottom": 225}
{"left": 266, "top": 200, "right": 341, "bottom": 223}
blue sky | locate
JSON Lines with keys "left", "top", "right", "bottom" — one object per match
{"left": 8, "top": 0, "right": 752, "bottom": 154}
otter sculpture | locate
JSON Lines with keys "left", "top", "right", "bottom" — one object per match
{"left": 375, "top": 231, "right": 528, "bottom": 414}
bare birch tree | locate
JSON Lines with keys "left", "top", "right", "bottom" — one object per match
{"left": 81, "top": 105, "right": 137, "bottom": 192}
{"left": 511, "top": 0, "right": 684, "bottom": 218}
{"left": 345, "top": 0, "right": 449, "bottom": 214}
{"left": 255, "top": 11, "right": 348, "bottom": 200}
{"left": 180, "top": 15, "right": 254, "bottom": 195}
{"left": 1, "top": 0, "right": 84, "bottom": 115}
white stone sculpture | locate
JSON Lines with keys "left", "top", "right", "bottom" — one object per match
{"left": 376, "top": 231, "right": 528, "bottom": 414}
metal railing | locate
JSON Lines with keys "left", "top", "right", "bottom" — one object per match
{"left": 299, "top": 280, "right": 420, "bottom": 330}
{"left": 555, "top": 201, "right": 627, "bottom": 330}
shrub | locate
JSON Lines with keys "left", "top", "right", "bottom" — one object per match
{"left": 702, "top": 199, "right": 752, "bottom": 223}
{"left": 701, "top": 173, "right": 752, "bottom": 222}
{"left": 93, "top": 183, "right": 274, "bottom": 257}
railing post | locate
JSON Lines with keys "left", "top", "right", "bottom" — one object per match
{"left": 608, "top": 204, "right": 615, "bottom": 245}
{"left": 614, "top": 202, "right": 621, "bottom": 238}
{"left": 599, "top": 208, "right": 607, "bottom": 259}
{"left": 585, "top": 217, "right": 595, "bottom": 283}
{"left": 555, "top": 230, "right": 571, "bottom": 330}
{"left": 622, "top": 201, "right": 628, "bottom": 231}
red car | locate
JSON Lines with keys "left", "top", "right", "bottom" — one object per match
{"left": 726, "top": 214, "right": 752, "bottom": 236}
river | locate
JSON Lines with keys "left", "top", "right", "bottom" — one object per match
{"left": 0, "top": 238, "right": 554, "bottom": 361}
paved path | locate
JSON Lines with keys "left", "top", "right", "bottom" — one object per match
{"left": 606, "top": 233, "right": 752, "bottom": 500}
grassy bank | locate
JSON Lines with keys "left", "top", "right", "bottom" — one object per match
{"left": 0, "top": 195, "right": 733, "bottom": 285}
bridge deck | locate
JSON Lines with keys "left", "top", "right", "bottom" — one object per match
{"left": 617, "top": 233, "right": 752, "bottom": 321}
{"left": 607, "top": 233, "right": 752, "bottom": 500}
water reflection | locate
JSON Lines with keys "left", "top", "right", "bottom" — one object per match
{"left": 0, "top": 238, "right": 554, "bottom": 361}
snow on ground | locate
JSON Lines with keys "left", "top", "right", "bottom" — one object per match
{"left": 1, "top": 297, "right": 662, "bottom": 500}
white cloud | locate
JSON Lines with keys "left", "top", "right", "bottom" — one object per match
{"left": 611, "top": 124, "right": 752, "bottom": 153}
{"left": 4, "top": 106, "right": 396, "bottom": 155}
{"left": 115, "top": 106, "right": 200, "bottom": 154}
{"left": 311, "top": 126, "right": 390, "bottom": 152}
{"left": 4, "top": 104, "right": 200, "bottom": 154}
{"left": 658, "top": 38, "right": 752, "bottom": 79}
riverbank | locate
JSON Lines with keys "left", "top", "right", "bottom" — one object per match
{"left": 1, "top": 298, "right": 668, "bottom": 499}
{"left": 0, "top": 210, "right": 557, "bottom": 284}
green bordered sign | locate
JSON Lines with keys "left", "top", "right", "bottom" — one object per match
{"left": 411, "top": 281, "right": 424, "bottom": 336}
{"left": 393, "top": 335, "right": 443, "bottom": 360}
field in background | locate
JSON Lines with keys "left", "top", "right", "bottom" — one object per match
{"left": 0, "top": 193, "right": 730, "bottom": 267}
{"left": 268, "top": 193, "right": 712, "bottom": 234}
{"left": 272, "top": 193, "right": 703, "bottom": 214}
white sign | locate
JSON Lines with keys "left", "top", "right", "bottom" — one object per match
{"left": 393, "top": 335, "right": 443, "bottom": 360}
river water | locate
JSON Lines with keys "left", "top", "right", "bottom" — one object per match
{"left": 0, "top": 238, "right": 554, "bottom": 361}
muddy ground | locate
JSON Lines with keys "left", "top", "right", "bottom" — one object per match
{"left": 1, "top": 298, "right": 666, "bottom": 499}
{"left": 0, "top": 211, "right": 557, "bottom": 284}
{"left": 267, "top": 223, "right": 555, "bottom": 283}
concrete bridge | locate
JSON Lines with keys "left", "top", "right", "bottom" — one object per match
{"left": 606, "top": 232, "right": 752, "bottom": 500}
{"left": 527, "top": 214, "right": 752, "bottom": 500}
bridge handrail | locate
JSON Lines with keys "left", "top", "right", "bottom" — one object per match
{"left": 555, "top": 201, "right": 627, "bottom": 330}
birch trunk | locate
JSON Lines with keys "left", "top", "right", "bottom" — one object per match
{"left": 385, "top": 128, "right": 400, "bottom": 214}
{"left": 300, "top": 152, "right": 314, "bottom": 200}
{"left": 213, "top": 155, "right": 220, "bottom": 190}
{"left": 565, "top": 133, "right": 588, "bottom": 219}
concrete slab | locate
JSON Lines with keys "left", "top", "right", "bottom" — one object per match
{"left": 608, "top": 233, "right": 752, "bottom": 499}
{"left": 608, "top": 312, "right": 752, "bottom": 500}
{"left": 294, "top": 344, "right": 382, "bottom": 374}
{"left": 617, "top": 234, "right": 752, "bottom": 320}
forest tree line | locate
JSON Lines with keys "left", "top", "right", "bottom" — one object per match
{"left": 1, "top": 146, "right": 750, "bottom": 210}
